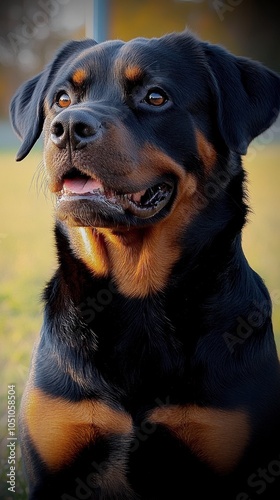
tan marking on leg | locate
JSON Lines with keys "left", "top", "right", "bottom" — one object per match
{"left": 149, "top": 404, "right": 250, "bottom": 474}
{"left": 23, "top": 387, "right": 132, "bottom": 471}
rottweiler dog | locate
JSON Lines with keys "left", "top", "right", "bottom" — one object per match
{"left": 10, "top": 30, "right": 280, "bottom": 500}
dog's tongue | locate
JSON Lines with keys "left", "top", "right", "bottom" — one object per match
{"left": 63, "top": 177, "right": 103, "bottom": 194}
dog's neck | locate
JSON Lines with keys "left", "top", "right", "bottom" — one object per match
{"left": 64, "top": 224, "right": 182, "bottom": 299}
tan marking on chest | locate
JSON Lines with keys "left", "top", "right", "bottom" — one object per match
{"left": 65, "top": 145, "right": 205, "bottom": 297}
{"left": 98, "top": 211, "right": 185, "bottom": 298}
{"left": 23, "top": 387, "right": 132, "bottom": 471}
{"left": 149, "top": 404, "right": 250, "bottom": 474}
{"left": 98, "top": 149, "right": 199, "bottom": 297}
{"left": 195, "top": 129, "right": 217, "bottom": 172}
{"left": 68, "top": 227, "right": 109, "bottom": 278}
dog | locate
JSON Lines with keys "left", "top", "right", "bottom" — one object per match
{"left": 10, "top": 30, "right": 280, "bottom": 499}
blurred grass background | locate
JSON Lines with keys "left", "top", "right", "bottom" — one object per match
{"left": 0, "top": 151, "right": 55, "bottom": 499}
{"left": 0, "top": 144, "right": 280, "bottom": 497}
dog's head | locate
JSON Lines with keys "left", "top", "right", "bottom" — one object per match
{"left": 10, "top": 31, "right": 280, "bottom": 232}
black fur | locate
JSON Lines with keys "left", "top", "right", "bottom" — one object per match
{"left": 10, "top": 30, "right": 280, "bottom": 499}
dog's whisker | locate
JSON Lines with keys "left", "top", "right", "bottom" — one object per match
{"left": 30, "top": 160, "right": 50, "bottom": 199}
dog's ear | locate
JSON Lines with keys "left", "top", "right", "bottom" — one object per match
{"left": 203, "top": 42, "right": 280, "bottom": 155}
{"left": 10, "top": 39, "right": 97, "bottom": 161}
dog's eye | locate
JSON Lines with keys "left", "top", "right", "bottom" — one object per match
{"left": 145, "top": 89, "right": 168, "bottom": 107}
{"left": 56, "top": 92, "right": 72, "bottom": 108}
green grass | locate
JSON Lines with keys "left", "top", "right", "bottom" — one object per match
{"left": 0, "top": 148, "right": 279, "bottom": 498}
{"left": 0, "top": 151, "right": 55, "bottom": 499}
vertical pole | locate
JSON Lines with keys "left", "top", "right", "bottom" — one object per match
{"left": 91, "top": 0, "right": 109, "bottom": 42}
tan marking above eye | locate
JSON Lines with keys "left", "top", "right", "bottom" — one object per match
{"left": 149, "top": 404, "right": 250, "bottom": 474}
{"left": 72, "top": 68, "right": 87, "bottom": 85}
{"left": 23, "top": 387, "right": 132, "bottom": 471}
{"left": 124, "top": 65, "right": 144, "bottom": 82}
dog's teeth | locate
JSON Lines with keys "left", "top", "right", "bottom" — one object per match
{"left": 130, "top": 189, "right": 147, "bottom": 204}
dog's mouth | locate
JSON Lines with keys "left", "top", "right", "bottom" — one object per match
{"left": 56, "top": 168, "right": 175, "bottom": 226}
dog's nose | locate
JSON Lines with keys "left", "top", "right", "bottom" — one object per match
{"left": 50, "top": 109, "right": 101, "bottom": 150}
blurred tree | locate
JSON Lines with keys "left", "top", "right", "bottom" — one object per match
{"left": 110, "top": 0, "right": 280, "bottom": 72}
